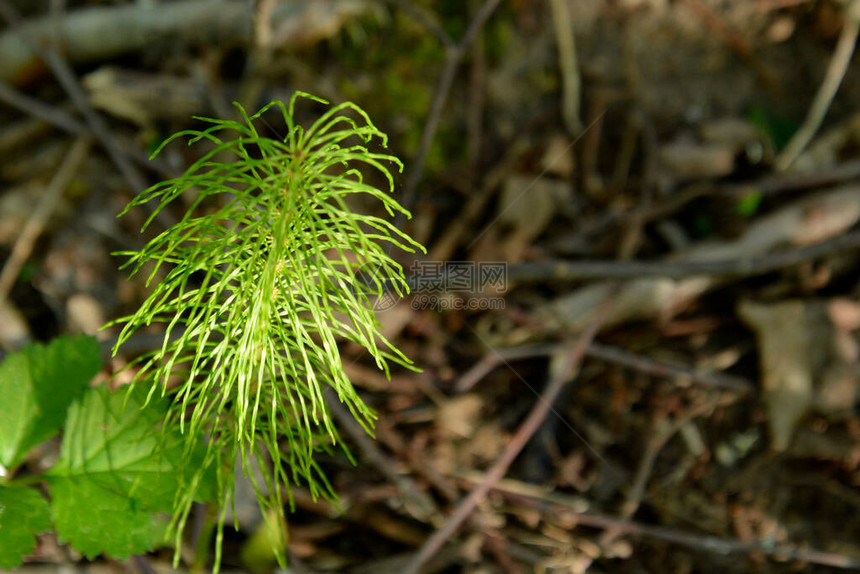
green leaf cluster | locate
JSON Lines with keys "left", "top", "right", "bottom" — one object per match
{"left": 0, "top": 336, "right": 210, "bottom": 569}
{"left": 110, "top": 92, "right": 424, "bottom": 568}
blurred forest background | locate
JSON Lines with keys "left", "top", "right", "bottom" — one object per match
{"left": 2, "top": 0, "right": 860, "bottom": 572}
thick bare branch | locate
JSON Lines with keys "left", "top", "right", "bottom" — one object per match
{"left": 0, "top": 0, "right": 369, "bottom": 84}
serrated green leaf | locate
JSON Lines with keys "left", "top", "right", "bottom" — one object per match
{"left": 0, "top": 335, "right": 101, "bottom": 471}
{"left": 0, "top": 485, "right": 51, "bottom": 569}
{"left": 48, "top": 477, "right": 166, "bottom": 560}
{"left": 48, "top": 385, "right": 213, "bottom": 560}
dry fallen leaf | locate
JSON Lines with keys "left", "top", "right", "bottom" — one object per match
{"left": 738, "top": 298, "right": 860, "bottom": 451}
{"left": 0, "top": 298, "right": 30, "bottom": 350}
{"left": 435, "top": 393, "right": 484, "bottom": 439}
{"left": 738, "top": 299, "right": 813, "bottom": 452}
{"left": 539, "top": 186, "right": 860, "bottom": 333}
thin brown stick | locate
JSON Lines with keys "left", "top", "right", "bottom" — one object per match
{"left": 503, "top": 229, "right": 860, "bottom": 283}
{"left": 0, "top": 80, "right": 87, "bottom": 135}
{"left": 722, "top": 158, "right": 860, "bottom": 198}
{"left": 456, "top": 341, "right": 752, "bottom": 393}
{"left": 0, "top": 0, "right": 365, "bottom": 84}
{"left": 401, "top": 292, "right": 615, "bottom": 574}
{"left": 776, "top": 0, "right": 860, "bottom": 170}
{"left": 0, "top": 0, "right": 148, "bottom": 195}
{"left": 482, "top": 526, "right": 523, "bottom": 574}
{"left": 324, "top": 393, "right": 438, "bottom": 522}
{"left": 549, "top": 0, "right": 582, "bottom": 135}
{"left": 0, "top": 82, "right": 177, "bottom": 179}
{"left": 475, "top": 480, "right": 860, "bottom": 570}
{"left": 599, "top": 400, "right": 717, "bottom": 549}
{"left": 680, "top": 0, "right": 779, "bottom": 90}
{"left": 585, "top": 343, "right": 751, "bottom": 392}
{"left": 398, "top": 0, "right": 503, "bottom": 214}
{"left": 582, "top": 158, "right": 860, "bottom": 244}
{"left": 466, "top": 0, "right": 486, "bottom": 173}
{"left": 617, "top": 418, "right": 680, "bottom": 522}
{"left": 0, "top": 137, "right": 91, "bottom": 302}
{"left": 429, "top": 139, "right": 527, "bottom": 261}
{"left": 376, "top": 410, "right": 531, "bottom": 572}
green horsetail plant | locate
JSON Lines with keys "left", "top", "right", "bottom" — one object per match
{"left": 110, "top": 92, "right": 424, "bottom": 568}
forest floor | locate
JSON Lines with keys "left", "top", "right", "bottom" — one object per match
{"left": 2, "top": 1, "right": 860, "bottom": 573}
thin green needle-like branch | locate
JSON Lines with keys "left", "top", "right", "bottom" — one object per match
{"left": 109, "top": 92, "right": 424, "bottom": 570}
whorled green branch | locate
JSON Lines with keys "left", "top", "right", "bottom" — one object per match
{"left": 110, "top": 92, "right": 424, "bottom": 568}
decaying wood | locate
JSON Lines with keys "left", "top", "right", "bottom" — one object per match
{"left": 0, "top": 0, "right": 370, "bottom": 84}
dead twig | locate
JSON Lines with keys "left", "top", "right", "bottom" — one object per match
{"left": 0, "top": 82, "right": 177, "bottom": 179}
{"left": 0, "top": 0, "right": 369, "bottom": 84}
{"left": 466, "top": 0, "right": 486, "bottom": 174}
{"left": 374, "top": 423, "right": 461, "bottom": 503}
{"left": 680, "top": 0, "right": 779, "bottom": 90}
{"left": 477, "top": 480, "right": 860, "bottom": 570}
{"left": 482, "top": 526, "right": 523, "bottom": 574}
{"left": 429, "top": 139, "right": 527, "bottom": 261}
{"left": 599, "top": 400, "right": 717, "bottom": 549}
{"left": 375, "top": 404, "right": 532, "bottom": 572}
{"left": 722, "top": 158, "right": 860, "bottom": 198}
{"left": 506, "top": 229, "right": 860, "bottom": 283}
{"left": 578, "top": 89, "right": 609, "bottom": 201}
{"left": 585, "top": 343, "right": 751, "bottom": 392}
{"left": 398, "top": 0, "right": 503, "bottom": 215}
{"left": 0, "top": 80, "right": 87, "bottom": 135}
{"left": 0, "top": 0, "right": 148, "bottom": 196}
{"left": 400, "top": 290, "right": 616, "bottom": 574}
{"left": 777, "top": 0, "right": 860, "bottom": 170}
{"left": 455, "top": 341, "right": 752, "bottom": 393}
{"left": 581, "top": 158, "right": 860, "bottom": 245}
{"left": 549, "top": 0, "right": 582, "bottom": 136}
{"left": 0, "top": 137, "right": 91, "bottom": 303}
{"left": 324, "top": 392, "right": 438, "bottom": 522}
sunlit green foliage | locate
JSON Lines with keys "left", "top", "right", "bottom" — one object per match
{"left": 0, "top": 336, "right": 205, "bottom": 569}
